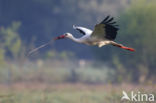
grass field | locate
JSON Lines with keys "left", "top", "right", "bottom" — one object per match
{"left": 0, "top": 83, "right": 155, "bottom": 103}
{"left": 0, "top": 60, "right": 155, "bottom": 103}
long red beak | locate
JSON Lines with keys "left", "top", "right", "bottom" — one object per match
{"left": 54, "top": 35, "right": 66, "bottom": 40}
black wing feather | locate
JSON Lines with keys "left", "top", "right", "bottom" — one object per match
{"left": 100, "top": 16, "right": 119, "bottom": 40}
{"left": 75, "top": 28, "right": 86, "bottom": 35}
{"left": 105, "top": 17, "right": 114, "bottom": 24}
{"left": 108, "top": 21, "right": 116, "bottom": 25}
{"left": 101, "top": 16, "right": 110, "bottom": 23}
{"left": 105, "top": 25, "right": 118, "bottom": 40}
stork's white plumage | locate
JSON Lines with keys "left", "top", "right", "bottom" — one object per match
{"left": 55, "top": 16, "right": 135, "bottom": 51}
{"left": 28, "top": 16, "right": 134, "bottom": 55}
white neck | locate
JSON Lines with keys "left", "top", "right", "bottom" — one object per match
{"left": 67, "top": 35, "right": 82, "bottom": 43}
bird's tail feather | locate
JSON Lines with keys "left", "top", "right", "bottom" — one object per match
{"left": 111, "top": 42, "right": 135, "bottom": 52}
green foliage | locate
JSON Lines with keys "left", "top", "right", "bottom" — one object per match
{"left": 0, "top": 0, "right": 155, "bottom": 84}
{"left": 0, "top": 60, "right": 115, "bottom": 84}
{"left": 75, "top": 67, "right": 115, "bottom": 84}
{"left": 43, "top": 50, "right": 75, "bottom": 60}
{"left": 0, "top": 49, "right": 5, "bottom": 66}
{"left": 117, "top": 0, "right": 156, "bottom": 81}
{"left": 0, "top": 0, "right": 128, "bottom": 58}
{"left": 93, "top": 0, "right": 156, "bottom": 82}
{"left": 0, "top": 21, "right": 22, "bottom": 59}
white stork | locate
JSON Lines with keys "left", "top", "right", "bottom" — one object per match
{"left": 54, "top": 16, "right": 135, "bottom": 51}
{"left": 28, "top": 16, "right": 134, "bottom": 55}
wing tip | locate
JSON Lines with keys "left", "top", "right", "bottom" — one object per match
{"left": 73, "top": 25, "right": 76, "bottom": 29}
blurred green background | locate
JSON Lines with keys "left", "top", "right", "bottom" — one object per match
{"left": 0, "top": 0, "right": 156, "bottom": 103}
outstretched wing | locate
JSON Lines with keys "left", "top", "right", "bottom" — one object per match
{"left": 91, "top": 16, "right": 119, "bottom": 40}
{"left": 73, "top": 25, "right": 92, "bottom": 35}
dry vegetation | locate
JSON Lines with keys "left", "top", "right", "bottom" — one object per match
{"left": 0, "top": 60, "right": 155, "bottom": 103}
{"left": 0, "top": 83, "right": 155, "bottom": 103}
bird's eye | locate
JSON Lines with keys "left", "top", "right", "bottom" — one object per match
{"left": 64, "top": 34, "right": 68, "bottom": 36}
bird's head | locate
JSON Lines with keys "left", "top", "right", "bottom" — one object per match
{"left": 54, "top": 33, "right": 72, "bottom": 40}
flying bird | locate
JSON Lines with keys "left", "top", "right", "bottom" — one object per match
{"left": 54, "top": 16, "right": 135, "bottom": 50}
{"left": 28, "top": 16, "right": 135, "bottom": 55}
